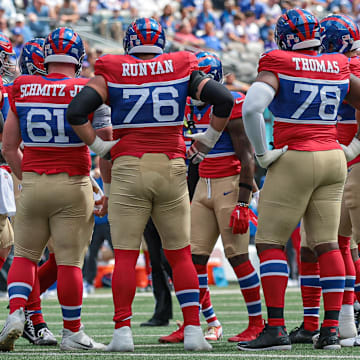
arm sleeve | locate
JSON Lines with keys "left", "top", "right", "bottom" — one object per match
{"left": 242, "top": 81, "right": 275, "bottom": 155}
{"left": 91, "top": 104, "right": 111, "bottom": 130}
{"left": 66, "top": 86, "right": 104, "bottom": 126}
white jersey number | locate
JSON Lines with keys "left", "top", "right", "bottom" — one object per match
{"left": 291, "top": 83, "right": 340, "bottom": 121}
{"left": 27, "top": 108, "right": 69, "bottom": 143}
{"left": 123, "top": 86, "right": 179, "bottom": 123}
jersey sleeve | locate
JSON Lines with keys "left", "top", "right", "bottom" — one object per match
{"left": 9, "top": 78, "right": 20, "bottom": 115}
{"left": 258, "top": 50, "right": 282, "bottom": 76}
{"left": 92, "top": 104, "right": 111, "bottom": 130}
{"left": 94, "top": 55, "right": 111, "bottom": 82}
{"left": 349, "top": 56, "right": 360, "bottom": 78}
{"left": 229, "top": 92, "right": 245, "bottom": 120}
{"left": 187, "top": 51, "right": 199, "bottom": 73}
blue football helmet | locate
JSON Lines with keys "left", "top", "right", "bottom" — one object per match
{"left": 19, "top": 38, "right": 46, "bottom": 75}
{"left": 275, "top": 8, "right": 321, "bottom": 51}
{"left": 195, "top": 51, "right": 223, "bottom": 83}
{"left": 44, "top": 27, "right": 85, "bottom": 76}
{"left": 320, "top": 14, "right": 360, "bottom": 53}
{"left": 0, "top": 32, "right": 15, "bottom": 77}
{"left": 123, "top": 17, "right": 166, "bottom": 55}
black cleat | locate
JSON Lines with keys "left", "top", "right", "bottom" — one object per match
{"left": 237, "top": 324, "right": 291, "bottom": 351}
{"left": 289, "top": 322, "right": 319, "bottom": 344}
{"left": 313, "top": 326, "right": 340, "bottom": 350}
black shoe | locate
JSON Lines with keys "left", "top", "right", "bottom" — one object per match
{"left": 140, "top": 318, "right": 169, "bottom": 327}
{"left": 289, "top": 322, "right": 319, "bottom": 344}
{"left": 237, "top": 324, "right": 291, "bottom": 351}
{"left": 313, "top": 326, "right": 340, "bottom": 350}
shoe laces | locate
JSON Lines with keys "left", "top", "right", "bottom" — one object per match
{"left": 206, "top": 326, "right": 217, "bottom": 336}
{"left": 24, "top": 316, "right": 35, "bottom": 336}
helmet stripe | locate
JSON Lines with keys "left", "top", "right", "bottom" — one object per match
{"left": 133, "top": 22, "right": 147, "bottom": 46}
{"left": 295, "top": 9, "right": 311, "bottom": 40}
{"left": 59, "top": 27, "right": 65, "bottom": 51}
{"left": 63, "top": 32, "right": 78, "bottom": 54}
{"left": 287, "top": 16, "right": 306, "bottom": 41}
{"left": 325, "top": 16, "right": 358, "bottom": 40}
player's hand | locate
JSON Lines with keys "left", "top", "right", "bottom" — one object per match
{"left": 229, "top": 202, "right": 249, "bottom": 234}
{"left": 341, "top": 137, "right": 360, "bottom": 162}
{"left": 186, "top": 141, "right": 211, "bottom": 164}
{"left": 255, "top": 146, "right": 288, "bottom": 169}
{"left": 89, "top": 136, "right": 120, "bottom": 160}
{"left": 94, "top": 195, "right": 108, "bottom": 218}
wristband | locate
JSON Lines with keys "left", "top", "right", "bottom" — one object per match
{"left": 103, "top": 182, "right": 111, "bottom": 198}
{"left": 239, "top": 182, "right": 252, "bottom": 191}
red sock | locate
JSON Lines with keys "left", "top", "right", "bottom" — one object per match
{"left": 143, "top": 250, "right": 152, "bottom": 286}
{"left": 201, "top": 289, "right": 219, "bottom": 324}
{"left": 112, "top": 249, "right": 139, "bottom": 329}
{"left": 233, "top": 260, "right": 263, "bottom": 327}
{"left": 38, "top": 253, "right": 57, "bottom": 294}
{"left": 259, "top": 249, "right": 288, "bottom": 327}
{"left": 194, "top": 264, "right": 207, "bottom": 303}
{"left": 0, "top": 256, "right": 5, "bottom": 271}
{"left": 318, "top": 249, "right": 345, "bottom": 328}
{"left": 355, "top": 259, "right": 360, "bottom": 303}
{"left": 164, "top": 245, "right": 200, "bottom": 326}
{"left": 26, "top": 268, "right": 45, "bottom": 326}
{"left": 57, "top": 265, "right": 83, "bottom": 332}
{"left": 338, "top": 236, "right": 355, "bottom": 305}
{"left": 8, "top": 257, "right": 36, "bottom": 314}
{"left": 300, "top": 261, "right": 321, "bottom": 332}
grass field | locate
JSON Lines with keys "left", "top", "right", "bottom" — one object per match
{"left": 1, "top": 284, "right": 360, "bottom": 360}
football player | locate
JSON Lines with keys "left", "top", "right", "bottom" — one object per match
{"left": 160, "top": 51, "right": 263, "bottom": 344}
{"left": 290, "top": 14, "right": 360, "bottom": 347}
{"left": 66, "top": 17, "right": 234, "bottom": 352}
{"left": 239, "top": 8, "right": 360, "bottom": 351}
{"left": 0, "top": 33, "right": 15, "bottom": 274}
{"left": 0, "top": 27, "right": 111, "bottom": 352}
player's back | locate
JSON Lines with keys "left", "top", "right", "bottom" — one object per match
{"left": 259, "top": 49, "right": 350, "bottom": 151}
{"left": 11, "top": 73, "right": 91, "bottom": 176}
{"left": 94, "top": 51, "right": 198, "bottom": 160}
{"left": 337, "top": 56, "right": 360, "bottom": 166}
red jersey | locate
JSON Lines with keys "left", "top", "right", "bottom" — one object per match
{"left": 259, "top": 49, "right": 350, "bottom": 151}
{"left": 94, "top": 51, "right": 198, "bottom": 160}
{"left": 11, "top": 73, "right": 91, "bottom": 176}
{"left": 184, "top": 91, "right": 244, "bottom": 178}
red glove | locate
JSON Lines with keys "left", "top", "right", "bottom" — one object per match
{"left": 229, "top": 202, "right": 249, "bottom": 234}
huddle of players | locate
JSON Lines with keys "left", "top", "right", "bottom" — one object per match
{"left": 0, "top": 8, "right": 359, "bottom": 354}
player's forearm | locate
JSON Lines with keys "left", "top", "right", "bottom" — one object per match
{"left": 2, "top": 148, "right": 22, "bottom": 180}
{"left": 242, "top": 82, "right": 275, "bottom": 155}
{"left": 238, "top": 153, "right": 254, "bottom": 203}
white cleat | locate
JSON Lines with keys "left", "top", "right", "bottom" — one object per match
{"left": 340, "top": 336, "right": 360, "bottom": 347}
{"left": 0, "top": 308, "right": 25, "bottom": 352}
{"left": 184, "top": 325, "right": 212, "bottom": 351}
{"left": 339, "top": 304, "right": 357, "bottom": 339}
{"left": 106, "top": 326, "right": 134, "bottom": 352}
{"left": 60, "top": 328, "right": 106, "bottom": 351}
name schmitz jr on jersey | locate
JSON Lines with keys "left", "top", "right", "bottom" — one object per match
{"left": 292, "top": 57, "right": 340, "bottom": 73}
{"left": 19, "top": 84, "right": 84, "bottom": 98}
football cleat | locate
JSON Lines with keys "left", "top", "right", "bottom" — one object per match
{"left": 0, "top": 308, "right": 25, "bottom": 351}
{"left": 228, "top": 323, "right": 264, "bottom": 342}
{"left": 106, "top": 326, "right": 134, "bottom": 352}
{"left": 60, "top": 328, "right": 106, "bottom": 351}
{"left": 184, "top": 325, "right": 212, "bottom": 351}
{"left": 159, "top": 321, "right": 184, "bottom": 343}
{"left": 340, "top": 335, "right": 360, "bottom": 347}
{"left": 204, "top": 325, "right": 223, "bottom": 341}
{"left": 289, "top": 322, "right": 319, "bottom": 344}
{"left": 237, "top": 324, "right": 291, "bottom": 351}
{"left": 313, "top": 326, "right": 340, "bottom": 350}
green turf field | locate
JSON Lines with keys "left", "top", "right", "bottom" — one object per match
{"left": 1, "top": 284, "right": 360, "bottom": 359}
